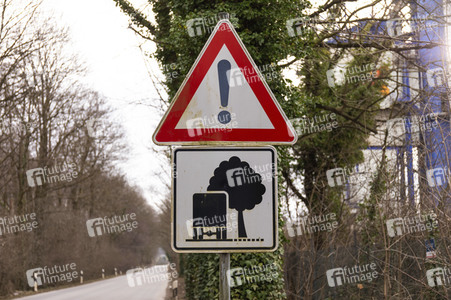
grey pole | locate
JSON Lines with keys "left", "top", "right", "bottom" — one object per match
{"left": 219, "top": 253, "right": 230, "bottom": 300}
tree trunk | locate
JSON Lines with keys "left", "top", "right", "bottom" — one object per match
{"left": 237, "top": 210, "right": 247, "bottom": 238}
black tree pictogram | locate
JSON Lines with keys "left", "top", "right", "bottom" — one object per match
{"left": 207, "top": 156, "right": 266, "bottom": 238}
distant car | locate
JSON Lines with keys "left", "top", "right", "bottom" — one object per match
{"left": 192, "top": 193, "right": 227, "bottom": 240}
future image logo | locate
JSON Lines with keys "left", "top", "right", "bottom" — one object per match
{"left": 162, "top": 63, "right": 179, "bottom": 83}
{"left": 126, "top": 264, "right": 178, "bottom": 288}
{"left": 226, "top": 64, "right": 277, "bottom": 87}
{"left": 226, "top": 167, "right": 260, "bottom": 187}
{"left": 387, "top": 15, "right": 441, "bottom": 38}
{"left": 326, "top": 63, "right": 377, "bottom": 88}
{"left": 326, "top": 167, "right": 361, "bottom": 187}
{"left": 126, "top": 268, "right": 144, "bottom": 287}
{"left": 185, "top": 113, "right": 237, "bottom": 137}
{"left": 26, "top": 268, "right": 45, "bottom": 287}
{"left": 185, "top": 213, "right": 237, "bottom": 239}
{"left": 326, "top": 168, "right": 346, "bottom": 187}
{"left": 226, "top": 163, "right": 274, "bottom": 186}
{"left": 426, "top": 167, "right": 448, "bottom": 187}
{"left": 290, "top": 113, "right": 338, "bottom": 136}
{"left": 427, "top": 267, "right": 451, "bottom": 287}
{"left": 286, "top": 17, "right": 306, "bottom": 37}
{"left": 86, "top": 213, "right": 138, "bottom": 237}
{"left": 26, "top": 163, "right": 78, "bottom": 187}
{"left": 325, "top": 67, "right": 344, "bottom": 87}
{"left": 326, "top": 263, "right": 378, "bottom": 287}
{"left": 286, "top": 213, "right": 338, "bottom": 237}
{"left": 0, "top": 213, "right": 38, "bottom": 236}
{"left": 26, "top": 263, "right": 78, "bottom": 287}
{"left": 386, "top": 18, "right": 404, "bottom": 37}
{"left": 286, "top": 16, "right": 337, "bottom": 37}
{"left": 385, "top": 218, "right": 404, "bottom": 237}
{"left": 426, "top": 67, "right": 447, "bottom": 88}
{"left": 226, "top": 263, "right": 278, "bottom": 287}
{"left": 386, "top": 115, "right": 439, "bottom": 141}
{"left": 86, "top": 118, "right": 110, "bottom": 139}
{"left": 385, "top": 214, "right": 438, "bottom": 237}
{"left": 26, "top": 168, "right": 45, "bottom": 187}
{"left": 227, "top": 267, "right": 244, "bottom": 287}
{"left": 186, "top": 13, "right": 237, "bottom": 37}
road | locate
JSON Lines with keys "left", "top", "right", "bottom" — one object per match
{"left": 16, "top": 266, "right": 170, "bottom": 300}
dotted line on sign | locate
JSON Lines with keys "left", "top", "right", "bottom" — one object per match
{"left": 233, "top": 238, "right": 264, "bottom": 242}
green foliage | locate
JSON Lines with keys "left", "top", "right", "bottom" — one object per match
{"left": 288, "top": 47, "right": 387, "bottom": 216}
{"left": 183, "top": 253, "right": 219, "bottom": 299}
{"left": 145, "top": 0, "right": 310, "bottom": 100}
{"left": 182, "top": 219, "right": 286, "bottom": 300}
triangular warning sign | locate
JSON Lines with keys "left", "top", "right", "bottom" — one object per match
{"left": 153, "top": 20, "right": 297, "bottom": 145}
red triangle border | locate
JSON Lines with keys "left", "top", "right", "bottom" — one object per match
{"left": 153, "top": 20, "right": 297, "bottom": 145}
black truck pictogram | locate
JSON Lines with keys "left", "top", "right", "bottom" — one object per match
{"left": 190, "top": 193, "right": 228, "bottom": 241}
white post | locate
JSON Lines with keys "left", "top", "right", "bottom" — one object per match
{"left": 80, "top": 270, "right": 83, "bottom": 284}
{"left": 172, "top": 280, "right": 178, "bottom": 299}
{"left": 33, "top": 273, "right": 38, "bottom": 292}
{"left": 102, "top": 268, "right": 105, "bottom": 279}
{"left": 114, "top": 268, "right": 117, "bottom": 276}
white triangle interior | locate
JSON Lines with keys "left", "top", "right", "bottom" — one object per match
{"left": 175, "top": 45, "right": 275, "bottom": 129}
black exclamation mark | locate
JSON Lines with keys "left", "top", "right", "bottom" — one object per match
{"left": 217, "top": 59, "right": 232, "bottom": 124}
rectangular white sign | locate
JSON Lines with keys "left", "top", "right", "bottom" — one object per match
{"left": 172, "top": 147, "right": 277, "bottom": 252}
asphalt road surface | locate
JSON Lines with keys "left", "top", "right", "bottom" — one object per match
{"left": 16, "top": 266, "right": 169, "bottom": 300}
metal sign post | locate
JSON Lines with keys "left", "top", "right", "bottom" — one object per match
{"left": 219, "top": 253, "right": 230, "bottom": 300}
